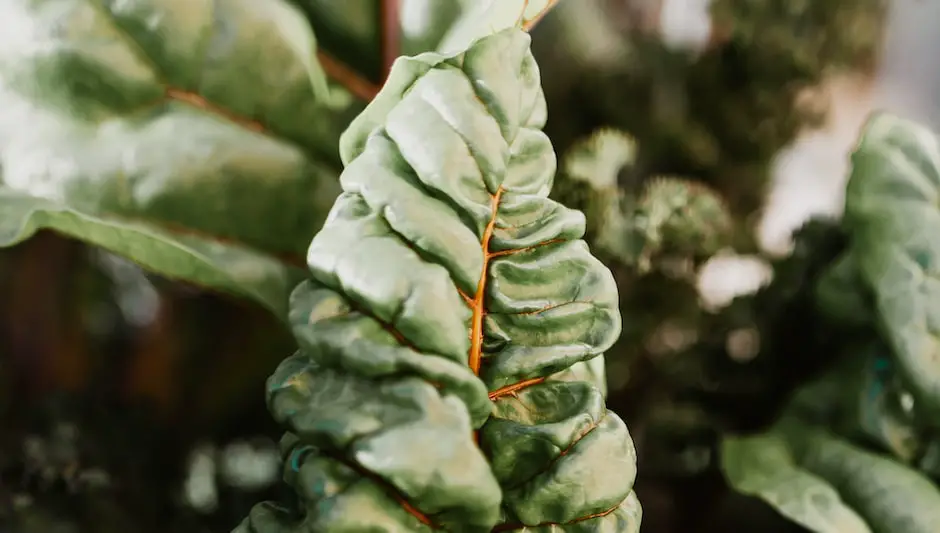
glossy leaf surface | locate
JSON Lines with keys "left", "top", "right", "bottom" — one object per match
{"left": 238, "top": 29, "right": 640, "bottom": 532}
{"left": 0, "top": 0, "right": 349, "bottom": 316}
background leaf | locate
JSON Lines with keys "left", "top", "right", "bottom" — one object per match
{"left": 842, "top": 113, "right": 940, "bottom": 421}
{"left": 0, "top": 188, "right": 299, "bottom": 318}
{"left": 722, "top": 430, "right": 872, "bottom": 533}
{"left": 0, "top": 0, "right": 351, "bottom": 315}
{"left": 723, "top": 373, "right": 940, "bottom": 533}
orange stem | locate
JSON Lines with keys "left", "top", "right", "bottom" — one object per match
{"left": 468, "top": 188, "right": 504, "bottom": 375}
{"left": 316, "top": 50, "right": 381, "bottom": 101}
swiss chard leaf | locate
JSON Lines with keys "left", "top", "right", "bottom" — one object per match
{"left": 841, "top": 113, "right": 940, "bottom": 421}
{"left": 0, "top": 0, "right": 351, "bottom": 317}
{"left": 238, "top": 28, "right": 640, "bottom": 532}
{"left": 722, "top": 429, "right": 872, "bottom": 533}
{"left": 723, "top": 414, "right": 940, "bottom": 533}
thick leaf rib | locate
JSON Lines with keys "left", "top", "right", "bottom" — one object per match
{"left": 239, "top": 29, "right": 640, "bottom": 532}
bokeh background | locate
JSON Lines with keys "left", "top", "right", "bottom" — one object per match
{"left": 1, "top": 0, "right": 934, "bottom": 531}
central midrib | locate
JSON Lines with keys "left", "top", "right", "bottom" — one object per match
{"left": 468, "top": 186, "right": 505, "bottom": 376}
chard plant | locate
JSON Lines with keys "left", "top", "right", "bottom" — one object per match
{"left": 236, "top": 26, "right": 641, "bottom": 533}
{"left": 9, "top": 1, "right": 940, "bottom": 532}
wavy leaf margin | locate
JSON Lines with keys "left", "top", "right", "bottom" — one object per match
{"left": 237, "top": 28, "right": 640, "bottom": 533}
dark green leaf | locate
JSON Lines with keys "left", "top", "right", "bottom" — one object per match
{"left": 723, "top": 415, "right": 940, "bottom": 533}
{"left": 842, "top": 113, "right": 940, "bottom": 420}
{"left": 239, "top": 28, "right": 639, "bottom": 532}
{"left": 289, "top": 0, "right": 464, "bottom": 81}
{"left": 290, "top": 0, "right": 383, "bottom": 82}
{"left": 815, "top": 251, "right": 875, "bottom": 327}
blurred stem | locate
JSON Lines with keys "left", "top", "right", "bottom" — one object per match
{"left": 380, "top": 0, "right": 401, "bottom": 81}
{"left": 317, "top": 50, "right": 380, "bottom": 101}
{"left": 522, "top": 0, "right": 561, "bottom": 31}
{"left": 321, "top": 0, "right": 562, "bottom": 102}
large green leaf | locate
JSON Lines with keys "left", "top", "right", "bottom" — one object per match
{"left": 237, "top": 29, "right": 640, "bottom": 532}
{"left": 723, "top": 415, "right": 940, "bottom": 533}
{"left": 842, "top": 113, "right": 940, "bottom": 421}
{"left": 722, "top": 429, "right": 872, "bottom": 533}
{"left": 0, "top": 0, "right": 353, "bottom": 316}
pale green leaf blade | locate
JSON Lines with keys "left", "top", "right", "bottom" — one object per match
{"left": 781, "top": 419, "right": 940, "bottom": 533}
{"left": 843, "top": 112, "right": 940, "bottom": 418}
{"left": 0, "top": 188, "right": 298, "bottom": 318}
{"left": 723, "top": 380, "right": 940, "bottom": 533}
{"left": 721, "top": 432, "right": 872, "bottom": 533}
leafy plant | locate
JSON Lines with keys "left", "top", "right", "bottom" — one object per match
{"left": 6, "top": 1, "right": 934, "bottom": 532}
{"left": 721, "top": 113, "right": 940, "bottom": 533}
{"left": 235, "top": 27, "right": 641, "bottom": 533}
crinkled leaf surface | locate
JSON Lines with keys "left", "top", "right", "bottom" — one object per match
{"left": 0, "top": 0, "right": 353, "bottom": 316}
{"left": 238, "top": 29, "right": 640, "bottom": 533}
{"left": 842, "top": 113, "right": 940, "bottom": 421}
{"left": 723, "top": 414, "right": 940, "bottom": 533}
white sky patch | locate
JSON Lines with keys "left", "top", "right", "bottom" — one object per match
{"left": 696, "top": 252, "right": 773, "bottom": 311}
{"left": 658, "top": 0, "right": 713, "bottom": 53}
{"left": 757, "top": 75, "right": 875, "bottom": 256}
{"left": 400, "top": 0, "right": 434, "bottom": 38}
